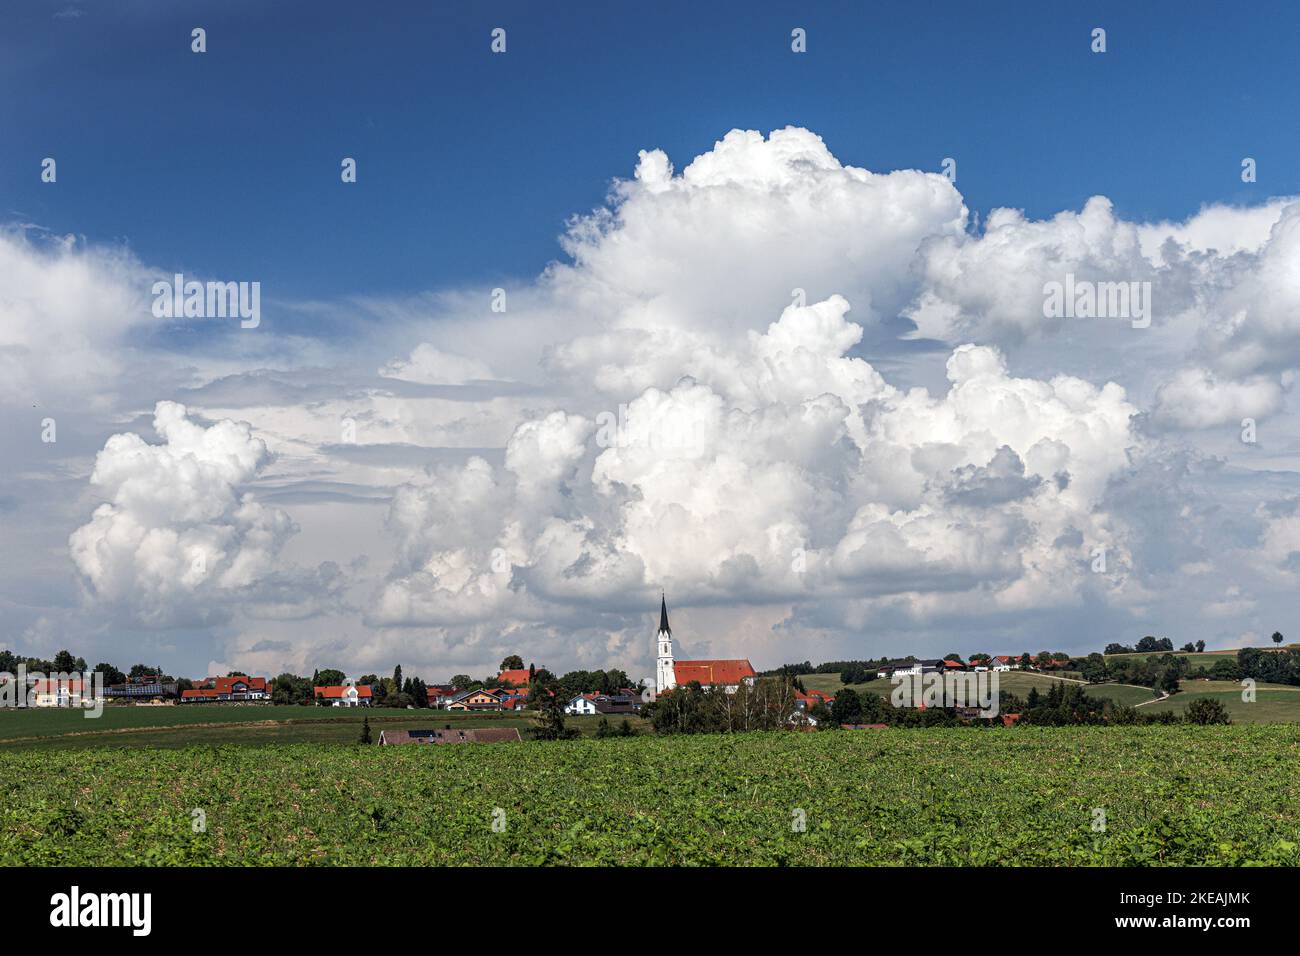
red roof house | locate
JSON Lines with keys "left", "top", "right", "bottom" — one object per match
{"left": 181, "top": 675, "right": 270, "bottom": 702}
{"left": 314, "top": 684, "right": 373, "bottom": 706}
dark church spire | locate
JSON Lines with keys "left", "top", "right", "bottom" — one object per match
{"left": 659, "top": 592, "right": 671, "bottom": 634}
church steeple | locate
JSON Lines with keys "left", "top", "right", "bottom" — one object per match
{"left": 655, "top": 592, "right": 676, "bottom": 695}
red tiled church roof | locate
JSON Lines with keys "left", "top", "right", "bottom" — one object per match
{"left": 673, "top": 659, "right": 757, "bottom": 686}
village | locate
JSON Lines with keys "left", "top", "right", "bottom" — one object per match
{"left": 2, "top": 596, "right": 1080, "bottom": 740}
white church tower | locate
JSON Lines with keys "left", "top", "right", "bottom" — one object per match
{"left": 655, "top": 593, "right": 676, "bottom": 694}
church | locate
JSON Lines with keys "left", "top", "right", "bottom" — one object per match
{"left": 654, "top": 594, "right": 757, "bottom": 695}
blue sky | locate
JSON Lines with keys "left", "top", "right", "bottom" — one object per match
{"left": 3, "top": 0, "right": 1296, "bottom": 305}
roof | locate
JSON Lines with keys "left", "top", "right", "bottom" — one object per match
{"left": 673, "top": 659, "right": 757, "bottom": 686}
{"left": 497, "top": 669, "right": 532, "bottom": 687}
{"left": 194, "top": 675, "right": 267, "bottom": 694}
{"left": 594, "top": 700, "right": 639, "bottom": 714}
{"left": 942, "top": 659, "right": 965, "bottom": 668}
{"left": 659, "top": 593, "right": 671, "bottom": 634}
{"left": 314, "top": 684, "right": 373, "bottom": 699}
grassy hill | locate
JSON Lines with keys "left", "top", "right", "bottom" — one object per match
{"left": 798, "top": 669, "right": 1300, "bottom": 721}
{"left": 1142, "top": 680, "right": 1300, "bottom": 724}
{"left": 2, "top": 726, "right": 1295, "bottom": 866}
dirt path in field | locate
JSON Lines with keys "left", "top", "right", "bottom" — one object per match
{"left": 1133, "top": 692, "right": 1171, "bottom": 707}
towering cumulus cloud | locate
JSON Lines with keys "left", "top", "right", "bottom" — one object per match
{"left": 46, "top": 127, "right": 1300, "bottom": 672}
{"left": 69, "top": 402, "right": 298, "bottom": 627}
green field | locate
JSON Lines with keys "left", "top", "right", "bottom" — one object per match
{"left": 1143, "top": 681, "right": 1300, "bottom": 724}
{"left": 0, "top": 706, "right": 645, "bottom": 750}
{"left": 1, "top": 726, "right": 1296, "bottom": 866}
{"left": 1103, "top": 644, "right": 1300, "bottom": 670}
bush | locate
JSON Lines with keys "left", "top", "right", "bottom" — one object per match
{"left": 1184, "top": 697, "right": 1231, "bottom": 725}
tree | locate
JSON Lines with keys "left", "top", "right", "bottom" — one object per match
{"left": 1184, "top": 697, "right": 1231, "bottom": 725}
{"left": 1104, "top": 642, "right": 1134, "bottom": 655}
{"left": 830, "top": 688, "right": 863, "bottom": 726}
{"left": 1079, "top": 653, "right": 1108, "bottom": 683}
{"left": 1210, "top": 657, "right": 1241, "bottom": 681}
{"left": 1195, "top": 640, "right": 1206, "bottom": 652}
{"left": 1272, "top": 631, "right": 1285, "bottom": 646}
{"left": 449, "top": 675, "right": 472, "bottom": 690}
{"left": 531, "top": 682, "right": 578, "bottom": 741}
{"left": 595, "top": 717, "right": 613, "bottom": 738}
{"left": 1181, "top": 642, "right": 1196, "bottom": 653}
{"left": 93, "top": 662, "right": 126, "bottom": 685}
{"left": 500, "top": 655, "right": 524, "bottom": 672}
{"left": 52, "top": 650, "right": 79, "bottom": 674}
{"left": 392, "top": 664, "right": 403, "bottom": 691}
{"left": 840, "top": 663, "right": 868, "bottom": 685}
{"left": 359, "top": 716, "right": 373, "bottom": 744}
{"left": 314, "top": 669, "right": 345, "bottom": 687}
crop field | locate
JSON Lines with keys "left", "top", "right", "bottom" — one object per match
{"left": 0, "top": 706, "right": 645, "bottom": 750}
{"left": 1, "top": 725, "right": 1296, "bottom": 866}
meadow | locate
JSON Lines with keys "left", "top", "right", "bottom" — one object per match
{"left": 1, "top": 725, "right": 1296, "bottom": 866}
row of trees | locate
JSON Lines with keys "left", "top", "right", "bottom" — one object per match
{"left": 0, "top": 649, "right": 166, "bottom": 687}
{"left": 643, "top": 678, "right": 800, "bottom": 734}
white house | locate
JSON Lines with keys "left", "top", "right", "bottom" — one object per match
{"left": 564, "top": 694, "right": 599, "bottom": 716}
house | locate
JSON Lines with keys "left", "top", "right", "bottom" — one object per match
{"left": 989, "top": 656, "right": 1020, "bottom": 672}
{"left": 564, "top": 693, "right": 599, "bottom": 716}
{"left": 425, "top": 684, "right": 460, "bottom": 708}
{"left": 314, "top": 684, "right": 373, "bottom": 707}
{"left": 653, "top": 596, "right": 757, "bottom": 694}
{"left": 445, "top": 688, "right": 506, "bottom": 711}
{"left": 942, "top": 658, "right": 966, "bottom": 671}
{"left": 30, "top": 679, "right": 101, "bottom": 708}
{"left": 794, "top": 688, "right": 834, "bottom": 712}
{"left": 180, "top": 675, "right": 270, "bottom": 703}
{"left": 876, "top": 659, "right": 944, "bottom": 678}
{"left": 594, "top": 694, "right": 641, "bottom": 715}
{"left": 379, "top": 727, "right": 522, "bottom": 745}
